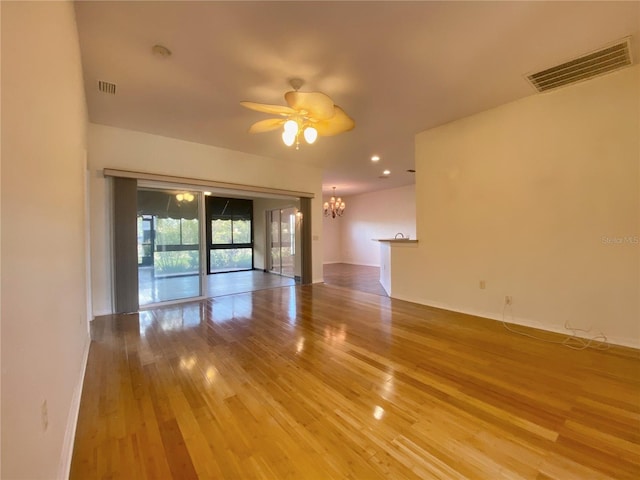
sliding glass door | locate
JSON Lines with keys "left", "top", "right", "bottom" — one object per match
{"left": 137, "top": 188, "right": 201, "bottom": 305}
{"left": 269, "top": 207, "right": 296, "bottom": 278}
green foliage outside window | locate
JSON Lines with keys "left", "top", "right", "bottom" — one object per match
{"left": 211, "top": 218, "right": 250, "bottom": 244}
{"left": 211, "top": 219, "right": 232, "bottom": 244}
{"left": 233, "top": 219, "right": 251, "bottom": 243}
{"left": 156, "top": 218, "right": 199, "bottom": 245}
{"left": 155, "top": 218, "right": 181, "bottom": 245}
{"left": 210, "top": 248, "right": 252, "bottom": 272}
{"left": 154, "top": 251, "right": 199, "bottom": 275}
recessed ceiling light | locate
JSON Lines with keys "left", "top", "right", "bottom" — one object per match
{"left": 383, "top": 169, "right": 391, "bottom": 175}
{"left": 371, "top": 155, "right": 380, "bottom": 162}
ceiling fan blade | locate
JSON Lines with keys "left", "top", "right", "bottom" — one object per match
{"left": 284, "top": 91, "right": 335, "bottom": 120}
{"left": 313, "top": 106, "right": 355, "bottom": 136}
{"left": 248, "top": 118, "right": 285, "bottom": 134}
{"left": 240, "top": 101, "right": 295, "bottom": 116}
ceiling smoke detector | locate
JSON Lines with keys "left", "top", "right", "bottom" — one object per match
{"left": 152, "top": 44, "right": 172, "bottom": 57}
{"left": 526, "top": 38, "right": 632, "bottom": 93}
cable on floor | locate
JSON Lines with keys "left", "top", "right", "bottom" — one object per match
{"left": 501, "top": 302, "right": 609, "bottom": 351}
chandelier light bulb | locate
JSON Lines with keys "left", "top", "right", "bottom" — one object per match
{"left": 303, "top": 126, "right": 318, "bottom": 144}
{"left": 176, "top": 193, "right": 184, "bottom": 202}
{"left": 185, "top": 193, "right": 194, "bottom": 202}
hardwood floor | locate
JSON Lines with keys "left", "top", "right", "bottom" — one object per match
{"left": 138, "top": 269, "right": 296, "bottom": 305}
{"left": 70, "top": 284, "right": 640, "bottom": 479}
{"left": 323, "top": 263, "right": 388, "bottom": 296}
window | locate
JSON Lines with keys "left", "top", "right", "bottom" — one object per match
{"left": 206, "top": 197, "right": 253, "bottom": 273}
{"left": 211, "top": 219, "right": 232, "bottom": 244}
{"left": 156, "top": 218, "right": 199, "bottom": 245}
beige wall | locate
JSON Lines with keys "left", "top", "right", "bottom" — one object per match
{"left": 88, "top": 124, "right": 324, "bottom": 314}
{"left": 322, "top": 185, "right": 416, "bottom": 266}
{"left": 322, "top": 206, "right": 343, "bottom": 264}
{"left": 1, "top": 2, "right": 90, "bottom": 478}
{"left": 393, "top": 65, "right": 640, "bottom": 348}
{"left": 342, "top": 185, "right": 416, "bottom": 266}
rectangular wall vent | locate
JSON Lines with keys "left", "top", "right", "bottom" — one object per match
{"left": 527, "top": 38, "right": 632, "bottom": 92}
{"left": 98, "top": 80, "right": 117, "bottom": 95}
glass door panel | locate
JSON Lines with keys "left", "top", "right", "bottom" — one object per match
{"left": 269, "top": 207, "right": 296, "bottom": 278}
{"left": 270, "top": 209, "right": 281, "bottom": 275}
{"left": 137, "top": 189, "right": 201, "bottom": 305}
{"left": 280, "top": 207, "right": 295, "bottom": 278}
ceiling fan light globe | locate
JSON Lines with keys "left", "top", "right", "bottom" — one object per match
{"left": 284, "top": 119, "right": 299, "bottom": 134}
{"left": 282, "top": 130, "right": 296, "bottom": 146}
{"left": 303, "top": 126, "right": 318, "bottom": 144}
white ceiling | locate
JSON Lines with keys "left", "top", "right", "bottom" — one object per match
{"left": 74, "top": 1, "right": 639, "bottom": 196}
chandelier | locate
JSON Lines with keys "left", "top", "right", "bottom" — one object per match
{"left": 323, "top": 187, "right": 346, "bottom": 218}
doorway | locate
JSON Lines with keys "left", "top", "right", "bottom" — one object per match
{"left": 110, "top": 171, "right": 313, "bottom": 313}
{"left": 137, "top": 188, "right": 202, "bottom": 306}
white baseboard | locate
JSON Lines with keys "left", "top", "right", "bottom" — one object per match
{"left": 343, "top": 261, "right": 380, "bottom": 267}
{"left": 58, "top": 334, "right": 91, "bottom": 478}
{"left": 389, "top": 294, "right": 640, "bottom": 350}
{"left": 323, "top": 261, "right": 380, "bottom": 267}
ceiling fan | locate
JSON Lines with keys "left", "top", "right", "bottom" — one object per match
{"left": 240, "top": 78, "right": 355, "bottom": 149}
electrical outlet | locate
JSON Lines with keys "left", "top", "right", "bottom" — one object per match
{"left": 479, "top": 280, "right": 486, "bottom": 290}
{"left": 505, "top": 295, "right": 512, "bottom": 306}
{"left": 41, "top": 400, "right": 49, "bottom": 432}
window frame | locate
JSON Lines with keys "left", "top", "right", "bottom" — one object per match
{"left": 205, "top": 197, "right": 254, "bottom": 274}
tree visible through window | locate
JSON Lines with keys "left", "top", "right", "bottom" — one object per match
{"left": 156, "top": 218, "right": 199, "bottom": 245}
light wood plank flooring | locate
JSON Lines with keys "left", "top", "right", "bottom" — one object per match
{"left": 71, "top": 284, "right": 640, "bottom": 479}
{"left": 139, "top": 269, "right": 296, "bottom": 305}
{"left": 323, "top": 263, "right": 388, "bottom": 296}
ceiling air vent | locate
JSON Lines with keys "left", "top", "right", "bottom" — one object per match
{"left": 97, "top": 80, "right": 117, "bottom": 95}
{"left": 527, "top": 38, "right": 632, "bottom": 92}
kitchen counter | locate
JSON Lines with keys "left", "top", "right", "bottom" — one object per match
{"left": 373, "top": 238, "right": 418, "bottom": 243}
{"left": 374, "top": 238, "right": 418, "bottom": 295}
